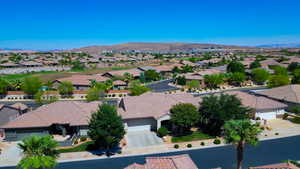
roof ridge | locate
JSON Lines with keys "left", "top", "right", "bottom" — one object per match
{"left": 291, "top": 85, "right": 300, "bottom": 103}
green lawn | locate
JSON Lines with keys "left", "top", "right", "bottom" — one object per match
{"left": 1, "top": 71, "right": 61, "bottom": 81}
{"left": 57, "top": 141, "right": 95, "bottom": 153}
{"left": 171, "top": 131, "right": 214, "bottom": 143}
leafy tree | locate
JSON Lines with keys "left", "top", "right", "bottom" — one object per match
{"left": 229, "top": 72, "right": 246, "bottom": 86}
{"left": 204, "top": 74, "right": 224, "bottom": 89}
{"left": 199, "top": 94, "right": 252, "bottom": 135}
{"left": 292, "top": 69, "right": 300, "bottom": 84}
{"left": 17, "top": 135, "right": 59, "bottom": 169}
{"left": 249, "top": 61, "right": 261, "bottom": 69}
{"left": 288, "top": 62, "right": 300, "bottom": 72}
{"left": 268, "top": 75, "right": 290, "bottom": 88}
{"left": 170, "top": 103, "right": 200, "bottom": 135}
{"left": 34, "top": 91, "right": 58, "bottom": 105}
{"left": 91, "top": 80, "right": 113, "bottom": 92}
{"left": 227, "top": 61, "right": 245, "bottom": 73}
{"left": 144, "top": 70, "right": 160, "bottom": 82}
{"left": 180, "top": 65, "right": 193, "bottom": 73}
{"left": 123, "top": 72, "right": 134, "bottom": 82}
{"left": 187, "top": 80, "right": 200, "bottom": 89}
{"left": 139, "top": 72, "right": 146, "bottom": 83}
{"left": 176, "top": 76, "right": 186, "bottom": 86}
{"left": 71, "top": 60, "right": 85, "bottom": 71}
{"left": 58, "top": 81, "right": 74, "bottom": 96}
{"left": 86, "top": 88, "right": 105, "bottom": 102}
{"left": 273, "top": 66, "right": 288, "bottom": 76}
{"left": 21, "top": 77, "right": 43, "bottom": 96}
{"left": 88, "top": 104, "right": 125, "bottom": 156}
{"left": 172, "top": 66, "right": 181, "bottom": 74}
{"left": 128, "top": 80, "right": 150, "bottom": 96}
{"left": 224, "top": 120, "right": 262, "bottom": 169}
{"left": 251, "top": 68, "right": 270, "bottom": 84}
{"left": 0, "top": 78, "right": 9, "bottom": 95}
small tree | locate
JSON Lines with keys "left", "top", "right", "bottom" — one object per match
{"left": 187, "top": 80, "right": 200, "bottom": 89}
{"left": 88, "top": 104, "right": 125, "bottom": 156}
{"left": 288, "top": 62, "right": 300, "bottom": 72}
{"left": 86, "top": 88, "right": 105, "bottom": 102}
{"left": 204, "top": 74, "right": 224, "bottom": 89}
{"left": 123, "top": 72, "right": 134, "bottom": 82}
{"left": 292, "top": 69, "right": 300, "bottom": 84}
{"left": 170, "top": 103, "right": 200, "bottom": 135}
{"left": 176, "top": 76, "right": 186, "bottom": 86}
{"left": 227, "top": 61, "right": 245, "bottom": 73}
{"left": 251, "top": 68, "right": 270, "bottom": 84}
{"left": 224, "top": 120, "right": 262, "bottom": 169}
{"left": 268, "top": 75, "right": 290, "bottom": 88}
{"left": 144, "top": 70, "right": 160, "bottom": 82}
{"left": 58, "top": 81, "right": 74, "bottom": 96}
{"left": 181, "top": 65, "right": 193, "bottom": 73}
{"left": 229, "top": 72, "right": 246, "bottom": 86}
{"left": 0, "top": 78, "right": 9, "bottom": 95}
{"left": 128, "top": 80, "right": 150, "bottom": 96}
{"left": 21, "top": 77, "right": 43, "bottom": 96}
{"left": 250, "top": 61, "right": 261, "bottom": 69}
{"left": 17, "top": 135, "right": 59, "bottom": 169}
{"left": 273, "top": 66, "right": 288, "bottom": 76}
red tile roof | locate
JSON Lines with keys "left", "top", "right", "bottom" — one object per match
{"left": 56, "top": 75, "right": 108, "bottom": 86}
{"left": 124, "top": 154, "right": 198, "bottom": 169}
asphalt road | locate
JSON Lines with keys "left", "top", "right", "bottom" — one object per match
{"left": 2, "top": 135, "right": 299, "bottom": 169}
{"left": 146, "top": 79, "right": 178, "bottom": 92}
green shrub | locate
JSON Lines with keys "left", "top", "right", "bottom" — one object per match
{"left": 187, "top": 144, "right": 192, "bottom": 148}
{"left": 291, "top": 117, "right": 300, "bottom": 124}
{"left": 287, "top": 105, "right": 300, "bottom": 114}
{"left": 200, "top": 142, "right": 205, "bottom": 146}
{"left": 157, "top": 127, "right": 168, "bottom": 137}
{"left": 275, "top": 133, "right": 279, "bottom": 135}
{"left": 174, "top": 144, "right": 179, "bottom": 149}
{"left": 213, "top": 139, "right": 221, "bottom": 145}
{"left": 282, "top": 113, "right": 289, "bottom": 120}
{"left": 80, "top": 136, "right": 87, "bottom": 142}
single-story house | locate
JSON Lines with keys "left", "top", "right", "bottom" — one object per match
{"left": 255, "top": 85, "right": 300, "bottom": 106}
{"left": 101, "top": 68, "right": 142, "bottom": 79}
{"left": 223, "top": 91, "right": 288, "bottom": 120}
{"left": 124, "top": 154, "right": 198, "bottom": 169}
{"left": 53, "top": 75, "right": 109, "bottom": 90}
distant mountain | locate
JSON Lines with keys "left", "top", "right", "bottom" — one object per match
{"left": 257, "top": 43, "right": 300, "bottom": 48}
{"left": 70, "top": 42, "right": 249, "bottom": 54}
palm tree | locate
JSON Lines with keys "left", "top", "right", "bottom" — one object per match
{"left": 17, "top": 135, "right": 59, "bottom": 169}
{"left": 224, "top": 120, "right": 262, "bottom": 169}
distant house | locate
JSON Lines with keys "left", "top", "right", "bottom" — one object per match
{"left": 102, "top": 69, "right": 142, "bottom": 79}
{"left": 255, "top": 85, "right": 300, "bottom": 106}
{"left": 124, "top": 154, "right": 198, "bottom": 169}
{"left": 20, "top": 61, "right": 43, "bottom": 67}
{"left": 0, "top": 62, "right": 20, "bottom": 68}
{"left": 53, "top": 75, "right": 109, "bottom": 90}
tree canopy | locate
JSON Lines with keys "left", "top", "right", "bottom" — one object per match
{"left": 88, "top": 103, "right": 125, "bottom": 155}
{"left": 199, "top": 94, "right": 252, "bottom": 135}
{"left": 268, "top": 75, "right": 290, "bottom": 88}
{"left": 176, "top": 76, "right": 187, "bottom": 86}
{"left": 144, "top": 70, "right": 161, "bottom": 82}
{"left": 58, "top": 81, "right": 74, "bottom": 96}
{"left": 170, "top": 103, "right": 200, "bottom": 135}
{"left": 21, "top": 77, "right": 43, "bottom": 96}
{"left": 187, "top": 80, "right": 200, "bottom": 89}
{"left": 128, "top": 80, "right": 150, "bottom": 96}
{"left": 224, "top": 120, "right": 262, "bottom": 169}
{"left": 249, "top": 61, "right": 261, "bottom": 69}
{"left": 0, "top": 78, "right": 10, "bottom": 95}
{"left": 251, "top": 68, "right": 270, "bottom": 84}
{"left": 288, "top": 62, "right": 300, "bottom": 72}
{"left": 292, "top": 69, "right": 300, "bottom": 84}
{"left": 17, "top": 135, "right": 59, "bottom": 169}
{"left": 227, "top": 61, "right": 245, "bottom": 73}
{"left": 204, "top": 74, "right": 224, "bottom": 89}
{"left": 229, "top": 72, "right": 246, "bottom": 86}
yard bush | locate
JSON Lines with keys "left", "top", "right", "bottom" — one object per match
{"left": 213, "top": 139, "right": 221, "bottom": 145}
{"left": 282, "top": 113, "right": 289, "bottom": 120}
{"left": 80, "top": 136, "right": 87, "bottom": 142}
{"left": 157, "top": 127, "right": 168, "bottom": 137}
{"left": 174, "top": 144, "right": 179, "bottom": 149}
{"left": 200, "top": 142, "right": 205, "bottom": 146}
{"left": 291, "top": 117, "right": 300, "bottom": 124}
{"left": 287, "top": 105, "right": 300, "bottom": 114}
{"left": 187, "top": 144, "right": 192, "bottom": 148}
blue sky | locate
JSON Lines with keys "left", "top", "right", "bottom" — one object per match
{"left": 1, "top": 0, "right": 300, "bottom": 50}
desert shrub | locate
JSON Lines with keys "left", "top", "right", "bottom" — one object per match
{"left": 80, "top": 136, "right": 87, "bottom": 142}
{"left": 157, "top": 127, "right": 168, "bottom": 137}
{"left": 275, "top": 133, "right": 279, "bottom": 135}
{"left": 213, "top": 139, "right": 221, "bottom": 145}
{"left": 174, "top": 144, "right": 179, "bottom": 149}
{"left": 187, "top": 144, "right": 192, "bottom": 148}
{"left": 291, "top": 117, "right": 300, "bottom": 124}
{"left": 200, "top": 142, "right": 205, "bottom": 146}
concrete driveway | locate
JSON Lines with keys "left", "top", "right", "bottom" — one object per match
{"left": 125, "top": 131, "right": 163, "bottom": 149}
{"left": 0, "top": 142, "right": 22, "bottom": 166}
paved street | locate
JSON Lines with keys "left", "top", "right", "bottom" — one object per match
{"left": 146, "top": 79, "right": 178, "bottom": 92}
{"left": 2, "top": 135, "right": 299, "bottom": 169}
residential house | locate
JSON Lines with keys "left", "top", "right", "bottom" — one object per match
{"left": 124, "top": 154, "right": 198, "bottom": 169}
{"left": 255, "top": 85, "right": 300, "bottom": 106}
{"left": 102, "top": 69, "right": 142, "bottom": 79}
{"left": 53, "top": 75, "right": 109, "bottom": 90}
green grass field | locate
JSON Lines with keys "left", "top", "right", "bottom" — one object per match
{"left": 171, "top": 131, "right": 214, "bottom": 143}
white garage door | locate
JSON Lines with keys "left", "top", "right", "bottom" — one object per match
{"left": 256, "top": 112, "right": 277, "bottom": 120}
{"left": 127, "top": 125, "right": 151, "bottom": 132}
